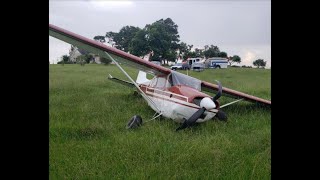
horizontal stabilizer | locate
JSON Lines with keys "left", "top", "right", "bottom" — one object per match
{"left": 108, "top": 74, "right": 135, "bottom": 88}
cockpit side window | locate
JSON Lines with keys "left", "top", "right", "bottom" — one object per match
{"left": 149, "top": 75, "right": 172, "bottom": 89}
{"left": 155, "top": 77, "right": 166, "bottom": 89}
{"left": 149, "top": 77, "right": 158, "bottom": 87}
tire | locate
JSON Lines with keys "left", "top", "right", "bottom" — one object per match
{"left": 216, "top": 110, "right": 227, "bottom": 121}
{"left": 127, "top": 115, "right": 143, "bottom": 129}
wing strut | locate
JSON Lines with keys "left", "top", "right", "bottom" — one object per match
{"left": 220, "top": 98, "right": 244, "bottom": 108}
{"left": 104, "top": 52, "right": 161, "bottom": 113}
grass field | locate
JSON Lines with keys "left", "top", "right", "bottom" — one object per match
{"left": 49, "top": 64, "right": 271, "bottom": 179}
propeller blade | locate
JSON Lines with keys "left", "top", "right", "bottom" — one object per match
{"left": 176, "top": 107, "right": 206, "bottom": 131}
{"left": 212, "top": 80, "right": 222, "bottom": 102}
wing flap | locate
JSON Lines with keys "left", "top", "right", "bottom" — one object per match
{"left": 49, "top": 24, "right": 171, "bottom": 76}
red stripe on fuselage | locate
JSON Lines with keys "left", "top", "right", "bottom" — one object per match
{"left": 140, "top": 85, "right": 218, "bottom": 112}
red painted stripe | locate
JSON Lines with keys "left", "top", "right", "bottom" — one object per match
{"left": 145, "top": 91, "right": 217, "bottom": 112}
{"left": 147, "top": 94, "right": 215, "bottom": 113}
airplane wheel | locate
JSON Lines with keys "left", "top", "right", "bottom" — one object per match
{"left": 216, "top": 110, "right": 227, "bottom": 121}
{"left": 127, "top": 115, "right": 143, "bottom": 129}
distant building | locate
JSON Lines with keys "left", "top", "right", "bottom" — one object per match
{"left": 69, "top": 46, "right": 81, "bottom": 62}
{"left": 69, "top": 45, "right": 101, "bottom": 64}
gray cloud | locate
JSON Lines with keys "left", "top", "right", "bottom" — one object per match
{"left": 49, "top": 0, "right": 270, "bottom": 67}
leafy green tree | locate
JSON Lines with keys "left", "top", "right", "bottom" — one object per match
{"left": 76, "top": 54, "right": 94, "bottom": 64}
{"left": 184, "top": 51, "right": 197, "bottom": 59}
{"left": 103, "top": 18, "right": 180, "bottom": 64}
{"left": 93, "top": 36, "right": 106, "bottom": 43}
{"left": 218, "top": 51, "right": 228, "bottom": 58}
{"left": 164, "top": 50, "right": 177, "bottom": 63}
{"left": 253, "top": 59, "right": 267, "bottom": 68}
{"left": 62, "top": 55, "right": 69, "bottom": 62}
{"left": 57, "top": 60, "right": 65, "bottom": 65}
{"left": 203, "top": 45, "right": 220, "bottom": 58}
{"left": 145, "top": 18, "right": 180, "bottom": 64}
{"left": 100, "top": 57, "right": 112, "bottom": 65}
{"left": 98, "top": 18, "right": 237, "bottom": 65}
{"left": 228, "top": 55, "right": 241, "bottom": 65}
{"left": 177, "top": 42, "right": 189, "bottom": 59}
{"left": 129, "top": 29, "right": 150, "bottom": 57}
{"left": 57, "top": 54, "right": 70, "bottom": 65}
{"left": 179, "top": 43, "right": 195, "bottom": 60}
{"left": 194, "top": 48, "right": 204, "bottom": 57}
{"left": 106, "top": 26, "right": 140, "bottom": 52}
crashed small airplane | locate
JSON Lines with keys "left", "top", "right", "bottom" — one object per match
{"left": 49, "top": 24, "right": 271, "bottom": 131}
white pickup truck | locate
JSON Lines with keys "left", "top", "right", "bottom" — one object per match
{"left": 170, "top": 63, "right": 190, "bottom": 70}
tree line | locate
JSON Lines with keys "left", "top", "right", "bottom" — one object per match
{"left": 93, "top": 18, "right": 243, "bottom": 65}
{"left": 58, "top": 17, "right": 267, "bottom": 68}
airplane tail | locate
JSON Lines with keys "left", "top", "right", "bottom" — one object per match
{"left": 136, "top": 71, "right": 150, "bottom": 85}
{"left": 136, "top": 53, "right": 152, "bottom": 85}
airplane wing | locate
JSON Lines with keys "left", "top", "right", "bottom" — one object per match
{"left": 201, "top": 82, "right": 271, "bottom": 107}
{"left": 49, "top": 24, "right": 171, "bottom": 76}
{"left": 49, "top": 24, "right": 271, "bottom": 107}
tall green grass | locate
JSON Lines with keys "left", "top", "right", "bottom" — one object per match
{"left": 49, "top": 64, "right": 270, "bottom": 179}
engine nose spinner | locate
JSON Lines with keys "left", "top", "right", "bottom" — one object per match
{"left": 200, "top": 97, "right": 216, "bottom": 110}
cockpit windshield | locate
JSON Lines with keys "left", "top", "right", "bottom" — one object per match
{"left": 149, "top": 76, "right": 171, "bottom": 89}
{"left": 170, "top": 71, "right": 201, "bottom": 91}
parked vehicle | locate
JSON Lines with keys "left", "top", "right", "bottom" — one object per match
{"left": 182, "top": 63, "right": 190, "bottom": 70}
{"left": 192, "top": 62, "right": 205, "bottom": 72}
{"left": 186, "top": 57, "right": 202, "bottom": 68}
{"left": 171, "top": 63, "right": 183, "bottom": 70}
{"left": 171, "top": 63, "right": 190, "bottom": 70}
{"left": 206, "top": 58, "right": 228, "bottom": 69}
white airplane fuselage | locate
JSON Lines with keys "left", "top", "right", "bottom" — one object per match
{"left": 139, "top": 80, "right": 219, "bottom": 123}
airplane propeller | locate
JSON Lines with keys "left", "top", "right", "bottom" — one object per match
{"left": 176, "top": 81, "right": 223, "bottom": 131}
{"left": 212, "top": 80, "right": 222, "bottom": 102}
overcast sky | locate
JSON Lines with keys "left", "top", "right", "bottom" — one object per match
{"left": 49, "top": 0, "right": 271, "bottom": 68}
